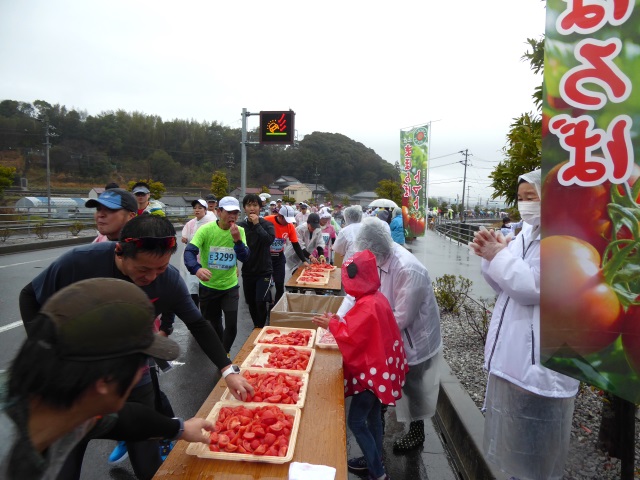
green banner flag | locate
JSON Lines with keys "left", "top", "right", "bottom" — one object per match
{"left": 400, "top": 125, "right": 428, "bottom": 237}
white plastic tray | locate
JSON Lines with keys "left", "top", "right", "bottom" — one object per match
{"left": 315, "top": 327, "right": 339, "bottom": 350}
{"left": 221, "top": 368, "right": 309, "bottom": 408}
{"left": 254, "top": 326, "right": 316, "bottom": 348}
{"left": 241, "top": 344, "right": 316, "bottom": 373}
{"left": 185, "top": 401, "right": 302, "bottom": 463}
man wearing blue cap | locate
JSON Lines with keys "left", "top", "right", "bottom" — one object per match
{"left": 85, "top": 188, "right": 137, "bottom": 243}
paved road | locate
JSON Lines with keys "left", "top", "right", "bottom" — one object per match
{"left": 0, "top": 232, "right": 463, "bottom": 480}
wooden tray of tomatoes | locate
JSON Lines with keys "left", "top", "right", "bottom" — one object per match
{"left": 254, "top": 326, "right": 316, "bottom": 348}
{"left": 307, "top": 262, "right": 337, "bottom": 272}
{"left": 315, "top": 327, "right": 339, "bottom": 350}
{"left": 221, "top": 368, "right": 309, "bottom": 408}
{"left": 241, "top": 344, "right": 316, "bottom": 373}
{"left": 185, "top": 401, "right": 301, "bottom": 463}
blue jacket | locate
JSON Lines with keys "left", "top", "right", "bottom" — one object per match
{"left": 390, "top": 215, "right": 405, "bottom": 245}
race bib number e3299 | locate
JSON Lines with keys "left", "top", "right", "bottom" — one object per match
{"left": 208, "top": 246, "right": 236, "bottom": 270}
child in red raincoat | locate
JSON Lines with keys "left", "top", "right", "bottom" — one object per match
{"left": 313, "top": 249, "right": 407, "bottom": 480}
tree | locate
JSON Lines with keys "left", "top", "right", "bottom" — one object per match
{"left": 210, "top": 171, "right": 228, "bottom": 199}
{"left": 490, "top": 112, "right": 542, "bottom": 206}
{"left": 374, "top": 179, "right": 402, "bottom": 207}
{"left": 0, "top": 165, "right": 16, "bottom": 197}
{"left": 489, "top": 37, "right": 543, "bottom": 206}
{"left": 126, "top": 179, "right": 166, "bottom": 200}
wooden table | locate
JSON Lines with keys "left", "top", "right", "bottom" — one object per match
{"left": 153, "top": 329, "right": 347, "bottom": 479}
{"left": 285, "top": 267, "right": 342, "bottom": 294}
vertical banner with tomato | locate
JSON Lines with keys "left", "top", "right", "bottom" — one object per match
{"left": 541, "top": 0, "right": 640, "bottom": 403}
{"left": 400, "top": 125, "right": 428, "bottom": 237}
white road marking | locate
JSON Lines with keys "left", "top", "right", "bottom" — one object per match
{"left": 0, "top": 257, "right": 57, "bottom": 269}
{"left": 0, "top": 321, "right": 23, "bottom": 333}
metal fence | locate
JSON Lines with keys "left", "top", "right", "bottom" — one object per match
{"left": 0, "top": 206, "right": 188, "bottom": 241}
{"left": 433, "top": 217, "right": 484, "bottom": 245}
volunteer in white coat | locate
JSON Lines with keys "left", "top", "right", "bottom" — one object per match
{"left": 337, "top": 217, "right": 442, "bottom": 462}
{"left": 470, "top": 169, "right": 579, "bottom": 480}
{"left": 180, "top": 199, "right": 215, "bottom": 307}
{"left": 333, "top": 205, "right": 364, "bottom": 264}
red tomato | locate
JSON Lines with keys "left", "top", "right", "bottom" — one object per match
{"left": 217, "top": 434, "right": 229, "bottom": 448}
{"left": 542, "top": 163, "right": 612, "bottom": 254}
{"left": 264, "top": 433, "right": 277, "bottom": 446}
{"left": 254, "top": 444, "right": 267, "bottom": 455}
{"left": 541, "top": 236, "right": 622, "bottom": 356}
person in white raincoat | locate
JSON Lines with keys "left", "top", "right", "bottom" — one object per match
{"left": 470, "top": 169, "right": 579, "bottom": 480}
{"left": 284, "top": 213, "right": 325, "bottom": 275}
{"left": 333, "top": 205, "right": 363, "bottom": 264}
{"left": 180, "top": 199, "right": 215, "bottom": 307}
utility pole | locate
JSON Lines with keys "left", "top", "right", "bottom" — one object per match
{"left": 467, "top": 185, "right": 471, "bottom": 211}
{"left": 44, "top": 121, "right": 52, "bottom": 217}
{"left": 459, "top": 149, "right": 469, "bottom": 222}
{"left": 240, "top": 108, "right": 260, "bottom": 199}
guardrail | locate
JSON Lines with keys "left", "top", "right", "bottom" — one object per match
{"left": 431, "top": 216, "right": 505, "bottom": 246}
{"left": 0, "top": 213, "right": 188, "bottom": 242}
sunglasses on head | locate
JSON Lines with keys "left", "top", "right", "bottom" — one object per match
{"left": 122, "top": 236, "right": 177, "bottom": 249}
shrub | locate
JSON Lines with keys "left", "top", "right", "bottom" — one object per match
{"left": 34, "top": 221, "right": 49, "bottom": 239}
{"left": 69, "top": 221, "right": 84, "bottom": 236}
{"left": 460, "top": 296, "right": 494, "bottom": 344}
{"left": 434, "top": 274, "right": 472, "bottom": 314}
{"left": 0, "top": 227, "right": 11, "bottom": 242}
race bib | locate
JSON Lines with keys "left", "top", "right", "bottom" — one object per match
{"left": 208, "top": 246, "right": 236, "bottom": 270}
{"left": 270, "top": 238, "right": 285, "bottom": 255}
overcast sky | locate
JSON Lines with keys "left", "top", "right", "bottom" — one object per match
{"left": 0, "top": 0, "right": 545, "bottom": 206}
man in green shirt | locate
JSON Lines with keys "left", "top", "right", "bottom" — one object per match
{"left": 184, "top": 196, "right": 250, "bottom": 354}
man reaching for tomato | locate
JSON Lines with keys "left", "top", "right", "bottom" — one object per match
{"left": 470, "top": 169, "right": 579, "bottom": 480}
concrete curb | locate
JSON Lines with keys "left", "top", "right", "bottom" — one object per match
{"left": 0, "top": 235, "right": 95, "bottom": 255}
{"left": 434, "top": 358, "right": 502, "bottom": 480}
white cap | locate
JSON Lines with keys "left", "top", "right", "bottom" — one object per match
{"left": 218, "top": 196, "right": 241, "bottom": 212}
{"left": 320, "top": 211, "right": 332, "bottom": 219}
{"left": 278, "top": 205, "right": 296, "bottom": 223}
{"left": 191, "top": 199, "right": 207, "bottom": 208}
{"left": 269, "top": 200, "right": 276, "bottom": 206}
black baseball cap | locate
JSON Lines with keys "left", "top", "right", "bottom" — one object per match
{"left": 40, "top": 278, "right": 180, "bottom": 361}
{"left": 85, "top": 188, "right": 137, "bottom": 213}
{"left": 205, "top": 194, "right": 217, "bottom": 202}
{"left": 307, "top": 213, "right": 321, "bottom": 229}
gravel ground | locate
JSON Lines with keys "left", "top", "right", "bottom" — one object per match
{"left": 441, "top": 305, "right": 640, "bottom": 479}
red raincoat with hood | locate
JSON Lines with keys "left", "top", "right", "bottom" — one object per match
{"left": 328, "top": 249, "right": 408, "bottom": 405}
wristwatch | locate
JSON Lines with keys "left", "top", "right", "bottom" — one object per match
{"left": 222, "top": 364, "right": 241, "bottom": 378}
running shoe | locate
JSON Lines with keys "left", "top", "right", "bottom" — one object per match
{"left": 107, "top": 441, "right": 128, "bottom": 464}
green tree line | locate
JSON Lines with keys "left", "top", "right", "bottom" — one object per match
{"left": 0, "top": 100, "right": 397, "bottom": 193}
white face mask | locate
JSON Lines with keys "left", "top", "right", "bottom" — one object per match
{"left": 518, "top": 201, "right": 541, "bottom": 226}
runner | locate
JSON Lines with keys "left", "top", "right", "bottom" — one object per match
{"left": 2, "top": 278, "right": 213, "bottom": 480}
{"left": 180, "top": 199, "right": 216, "bottom": 307}
{"left": 85, "top": 188, "right": 137, "bottom": 243}
{"left": 184, "top": 196, "right": 249, "bottom": 354}
{"left": 264, "top": 205, "right": 310, "bottom": 306}
{"left": 237, "top": 194, "right": 275, "bottom": 328}
{"left": 131, "top": 182, "right": 165, "bottom": 216}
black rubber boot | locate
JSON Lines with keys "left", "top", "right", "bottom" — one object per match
{"left": 393, "top": 420, "right": 425, "bottom": 452}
